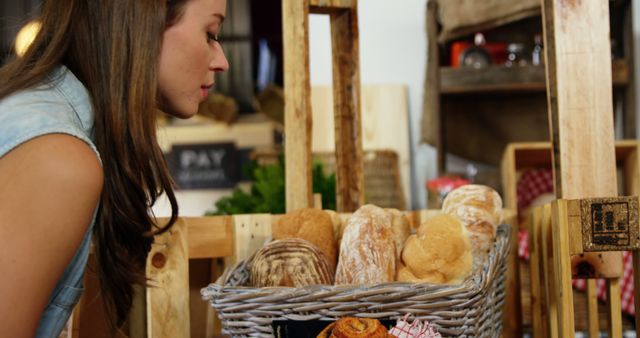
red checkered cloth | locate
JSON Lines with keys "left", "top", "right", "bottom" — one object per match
{"left": 516, "top": 169, "right": 636, "bottom": 316}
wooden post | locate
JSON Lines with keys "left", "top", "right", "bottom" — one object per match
{"left": 283, "top": 0, "right": 313, "bottom": 212}
{"left": 541, "top": 204, "right": 559, "bottom": 338}
{"left": 283, "top": 0, "right": 364, "bottom": 213}
{"left": 529, "top": 207, "right": 545, "bottom": 337}
{"left": 542, "top": 0, "right": 623, "bottom": 335}
{"left": 146, "top": 221, "right": 190, "bottom": 338}
{"left": 329, "top": 0, "right": 364, "bottom": 212}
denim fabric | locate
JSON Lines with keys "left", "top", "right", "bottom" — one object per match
{"left": 0, "top": 66, "right": 100, "bottom": 337}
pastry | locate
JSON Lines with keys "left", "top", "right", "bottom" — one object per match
{"left": 316, "top": 317, "right": 392, "bottom": 338}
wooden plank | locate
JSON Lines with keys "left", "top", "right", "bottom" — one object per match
{"left": 634, "top": 251, "right": 640, "bottom": 336}
{"left": 501, "top": 143, "right": 518, "bottom": 212}
{"left": 227, "top": 214, "right": 272, "bottom": 268}
{"left": 542, "top": 1, "right": 622, "bottom": 321}
{"left": 206, "top": 259, "right": 223, "bottom": 338}
{"left": 606, "top": 278, "right": 623, "bottom": 338}
{"left": 423, "top": 0, "right": 444, "bottom": 173}
{"left": 529, "top": 207, "right": 544, "bottom": 338}
{"left": 502, "top": 210, "right": 522, "bottom": 338}
{"left": 283, "top": 0, "right": 313, "bottom": 212}
{"left": 330, "top": 1, "right": 364, "bottom": 212}
{"left": 309, "top": 0, "right": 354, "bottom": 13}
{"left": 156, "top": 119, "right": 276, "bottom": 153}
{"left": 185, "top": 217, "right": 234, "bottom": 259}
{"left": 550, "top": 200, "right": 575, "bottom": 337}
{"left": 129, "top": 284, "right": 147, "bottom": 338}
{"left": 542, "top": 0, "right": 617, "bottom": 202}
{"left": 439, "top": 60, "right": 629, "bottom": 95}
{"left": 311, "top": 85, "right": 411, "bottom": 208}
{"left": 623, "top": 143, "right": 640, "bottom": 196}
{"left": 146, "top": 220, "right": 190, "bottom": 338}
{"left": 541, "top": 204, "right": 559, "bottom": 338}
{"left": 623, "top": 5, "right": 636, "bottom": 139}
{"left": 586, "top": 279, "right": 599, "bottom": 338}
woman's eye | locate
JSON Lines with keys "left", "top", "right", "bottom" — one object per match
{"left": 207, "top": 32, "right": 219, "bottom": 44}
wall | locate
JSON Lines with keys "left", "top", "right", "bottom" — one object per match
{"left": 309, "top": 0, "right": 434, "bottom": 209}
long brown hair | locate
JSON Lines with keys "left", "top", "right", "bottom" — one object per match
{"left": 0, "top": 0, "right": 189, "bottom": 329}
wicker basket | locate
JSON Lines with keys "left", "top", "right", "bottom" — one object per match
{"left": 201, "top": 224, "right": 510, "bottom": 337}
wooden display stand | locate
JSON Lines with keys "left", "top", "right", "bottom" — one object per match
{"left": 65, "top": 1, "right": 516, "bottom": 337}
{"left": 501, "top": 141, "right": 640, "bottom": 332}
{"left": 524, "top": 0, "right": 638, "bottom": 337}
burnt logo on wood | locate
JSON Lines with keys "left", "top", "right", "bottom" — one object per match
{"left": 581, "top": 197, "right": 639, "bottom": 251}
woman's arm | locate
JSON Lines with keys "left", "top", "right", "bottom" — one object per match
{"left": 0, "top": 134, "right": 103, "bottom": 337}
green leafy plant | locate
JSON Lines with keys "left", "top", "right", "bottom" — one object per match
{"left": 206, "top": 156, "right": 336, "bottom": 215}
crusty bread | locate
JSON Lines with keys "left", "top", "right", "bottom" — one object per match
{"left": 335, "top": 204, "right": 396, "bottom": 285}
{"left": 272, "top": 208, "right": 337, "bottom": 269}
{"left": 442, "top": 184, "right": 502, "bottom": 256}
{"left": 385, "top": 208, "right": 411, "bottom": 259}
{"left": 397, "top": 214, "right": 472, "bottom": 284}
{"left": 250, "top": 238, "right": 333, "bottom": 287}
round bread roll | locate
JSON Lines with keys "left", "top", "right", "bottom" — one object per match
{"left": 335, "top": 204, "right": 396, "bottom": 285}
{"left": 272, "top": 208, "right": 337, "bottom": 269}
{"left": 442, "top": 184, "right": 502, "bottom": 255}
{"left": 250, "top": 238, "right": 333, "bottom": 287}
{"left": 398, "top": 214, "right": 472, "bottom": 284}
{"left": 316, "top": 317, "right": 392, "bottom": 338}
{"left": 385, "top": 208, "right": 411, "bottom": 259}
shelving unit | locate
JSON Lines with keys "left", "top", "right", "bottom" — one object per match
{"left": 422, "top": 1, "right": 636, "bottom": 336}
{"left": 422, "top": 0, "right": 636, "bottom": 174}
{"left": 440, "top": 59, "right": 629, "bottom": 94}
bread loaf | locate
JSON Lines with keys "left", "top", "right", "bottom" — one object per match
{"left": 250, "top": 238, "right": 333, "bottom": 287}
{"left": 324, "top": 209, "right": 344, "bottom": 244}
{"left": 397, "top": 214, "right": 472, "bottom": 284}
{"left": 335, "top": 204, "right": 396, "bottom": 285}
{"left": 316, "top": 317, "right": 393, "bottom": 338}
{"left": 272, "top": 208, "right": 337, "bottom": 269}
{"left": 386, "top": 208, "right": 411, "bottom": 259}
{"left": 442, "top": 184, "right": 502, "bottom": 256}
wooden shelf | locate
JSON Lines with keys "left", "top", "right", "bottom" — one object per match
{"left": 440, "top": 59, "right": 629, "bottom": 94}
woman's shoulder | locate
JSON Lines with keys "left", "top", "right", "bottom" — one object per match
{"left": 0, "top": 67, "right": 99, "bottom": 160}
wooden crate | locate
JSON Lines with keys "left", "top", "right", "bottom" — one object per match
{"left": 501, "top": 140, "right": 640, "bottom": 332}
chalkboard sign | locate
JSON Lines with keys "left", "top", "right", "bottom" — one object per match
{"left": 167, "top": 142, "right": 241, "bottom": 189}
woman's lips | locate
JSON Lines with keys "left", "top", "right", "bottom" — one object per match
{"left": 201, "top": 84, "right": 213, "bottom": 99}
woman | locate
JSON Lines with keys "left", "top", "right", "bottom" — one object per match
{"left": 0, "top": 0, "right": 228, "bottom": 336}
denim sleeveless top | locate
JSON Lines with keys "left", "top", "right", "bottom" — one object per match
{"left": 0, "top": 66, "right": 100, "bottom": 337}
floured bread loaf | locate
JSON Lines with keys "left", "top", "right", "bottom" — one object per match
{"left": 397, "top": 214, "right": 472, "bottom": 284}
{"left": 272, "top": 208, "right": 337, "bottom": 269}
{"left": 386, "top": 208, "right": 411, "bottom": 259}
{"left": 335, "top": 204, "right": 396, "bottom": 285}
{"left": 250, "top": 238, "right": 333, "bottom": 287}
{"left": 442, "top": 184, "right": 502, "bottom": 256}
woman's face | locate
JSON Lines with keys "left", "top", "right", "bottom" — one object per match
{"left": 158, "top": 0, "right": 229, "bottom": 118}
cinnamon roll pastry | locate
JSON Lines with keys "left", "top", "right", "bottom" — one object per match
{"left": 316, "top": 317, "right": 392, "bottom": 338}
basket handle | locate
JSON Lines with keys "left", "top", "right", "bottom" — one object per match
{"left": 282, "top": 0, "right": 364, "bottom": 213}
